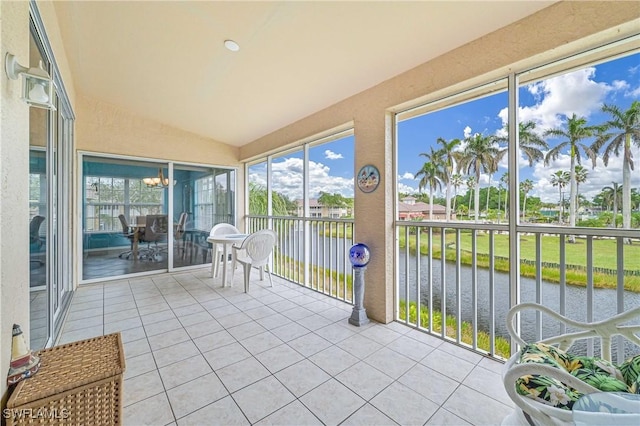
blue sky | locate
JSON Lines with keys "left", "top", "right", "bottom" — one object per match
{"left": 397, "top": 52, "right": 640, "bottom": 204}
{"left": 250, "top": 52, "right": 639, "bottom": 203}
{"left": 248, "top": 136, "right": 355, "bottom": 200}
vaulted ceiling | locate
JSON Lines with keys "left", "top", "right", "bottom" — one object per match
{"left": 53, "top": 1, "right": 555, "bottom": 147}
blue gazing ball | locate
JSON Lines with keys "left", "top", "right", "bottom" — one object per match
{"left": 349, "top": 243, "right": 370, "bottom": 267}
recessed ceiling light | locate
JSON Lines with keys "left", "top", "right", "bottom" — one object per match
{"left": 224, "top": 40, "right": 240, "bottom": 52}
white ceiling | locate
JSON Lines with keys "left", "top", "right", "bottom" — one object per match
{"left": 53, "top": 1, "right": 555, "bottom": 147}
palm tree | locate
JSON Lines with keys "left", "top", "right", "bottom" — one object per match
{"left": 500, "top": 172, "right": 509, "bottom": 221}
{"left": 415, "top": 161, "right": 443, "bottom": 221}
{"left": 466, "top": 176, "right": 476, "bottom": 218}
{"left": 591, "top": 101, "right": 640, "bottom": 240}
{"left": 416, "top": 147, "right": 445, "bottom": 220}
{"left": 520, "top": 179, "right": 534, "bottom": 220}
{"left": 451, "top": 173, "right": 463, "bottom": 215}
{"left": 594, "top": 187, "right": 614, "bottom": 212}
{"left": 632, "top": 188, "right": 640, "bottom": 212}
{"left": 485, "top": 173, "right": 493, "bottom": 215}
{"left": 436, "top": 137, "right": 461, "bottom": 221}
{"left": 602, "top": 182, "right": 622, "bottom": 227}
{"left": 544, "top": 114, "right": 600, "bottom": 241}
{"left": 496, "top": 182, "right": 504, "bottom": 224}
{"left": 550, "top": 170, "right": 569, "bottom": 223}
{"left": 574, "top": 164, "right": 588, "bottom": 214}
{"left": 458, "top": 133, "right": 506, "bottom": 222}
{"left": 518, "top": 120, "right": 549, "bottom": 166}
{"left": 498, "top": 120, "right": 548, "bottom": 166}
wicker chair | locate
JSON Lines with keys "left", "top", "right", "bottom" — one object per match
{"left": 502, "top": 303, "right": 640, "bottom": 425}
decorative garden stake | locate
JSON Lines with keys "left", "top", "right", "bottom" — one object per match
{"left": 348, "top": 243, "right": 370, "bottom": 326}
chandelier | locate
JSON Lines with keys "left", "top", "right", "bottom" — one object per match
{"left": 143, "top": 168, "right": 169, "bottom": 188}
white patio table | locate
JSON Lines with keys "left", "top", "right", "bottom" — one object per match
{"left": 207, "top": 233, "right": 248, "bottom": 287}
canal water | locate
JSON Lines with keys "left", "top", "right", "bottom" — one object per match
{"left": 279, "top": 232, "right": 639, "bottom": 357}
{"left": 398, "top": 251, "right": 640, "bottom": 358}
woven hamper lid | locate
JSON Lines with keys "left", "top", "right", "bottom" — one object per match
{"left": 7, "top": 333, "right": 125, "bottom": 407}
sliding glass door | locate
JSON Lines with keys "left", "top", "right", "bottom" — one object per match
{"left": 80, "top": 156, "right": 236, "bottom": 281}
{"left": 82, "top": 156, "right": 169, "bottom": 280}
{"left": 29, "top": 14, "right": 74, "bottom": 350}
{"left": 173, "top": 165, "right": 236, "bottom": 268}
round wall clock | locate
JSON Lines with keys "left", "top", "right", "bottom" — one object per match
{"left": 357, "top": 164, "right": 380, "bottom": 193}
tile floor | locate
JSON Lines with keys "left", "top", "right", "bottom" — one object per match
{"left": 58, "top": 268, "right": 514, "bottom": 425}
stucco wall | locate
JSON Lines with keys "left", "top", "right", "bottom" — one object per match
{"left": 76, "top": 95, "right": 239, "bottom": 166}
{"left": 239, "top": 1, "right": 640, "bottom": 323}
{"left": 75, "top": 95, "right": 245, "bottom": 230}
{"left": 0, "top": 0, "right": 31, "bottom": 400}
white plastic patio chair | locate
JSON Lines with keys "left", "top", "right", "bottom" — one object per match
{"left": 231, "top": 229, "right": 277, "bottom": 293}
{"left": 208, "top": 223, "right": 240, "bottom": 278}
{"left": 502, "top": 303, "right": 640, "bottom": 426}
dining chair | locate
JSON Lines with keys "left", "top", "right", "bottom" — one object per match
{"left": 29, "top": 215, "right": 46, "bottom": 265}
{"left": 174, "top": 212, "right": 189, "bottom": 258}
{"left": 139, "top": 214, "right": 168, "bottom": 261}
{"left": 117, "top": 214, "right": 136, "bottom": 259}
{"left": 231, "top": 229, "right": 277, "bottom": 292}
{"left": 209, "top": 223, "right": 240, "bottom": 277}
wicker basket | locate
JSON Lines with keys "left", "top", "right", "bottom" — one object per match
{"left": 5, "top": 333, "right": 126, "bottom": 425}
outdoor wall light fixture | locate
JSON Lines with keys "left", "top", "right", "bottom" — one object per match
{"left": 5, "top": 53, "right": 56, "bottom": 110}
{"left": 143, "top": 168, "right": 170, "bottom": 188}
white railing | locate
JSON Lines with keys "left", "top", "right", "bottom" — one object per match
{"left": 247, "top": 216, "right": 355, "bottom": 303}
{"left": 396, "top": 220, "right": 640, "bottom": 363}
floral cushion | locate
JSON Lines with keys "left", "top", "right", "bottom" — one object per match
{"left": 619, "top": 355, "right": 640, "bottom": 394}
{"left": 515, "top": 343, "right": 639, "bottom": 410}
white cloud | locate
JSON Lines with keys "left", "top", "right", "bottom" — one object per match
{"left": 498, "top": 67, "right": 613, "bottom": 134}
{"left": 324, "top": 149, "right": 343, "bottom": 160}
{"left": 611, "top": 80, "right": 629, "bottom": 91}
{"left": 626, "top": 85, "right": 640, "bottom": 98}
{"left": 463, "top": 126, "right": 472, "bottom": 138}
{"left": 398, "top": 182, "right": 418, "bottom": 194}
{"left": 399, "top": 172, "right": 415, "bottom": 180}
{"left": 248, "top": 172, "right": 267, "bottom": 188}
{"left": 531, "top": 145, "right": 640, "bottom": 203}
{"left": 495, "top": 126, "right": 508, "bottom": 139}
{"left": 270, "top": 157, "right": 354, "bottom": 200}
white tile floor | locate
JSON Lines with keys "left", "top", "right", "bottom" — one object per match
{"left": 59, "top": 269, "right": 514, "bottom": 425}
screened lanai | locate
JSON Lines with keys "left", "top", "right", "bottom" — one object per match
{"left": 2, "top": 1, "right": 639, "bottom": 424}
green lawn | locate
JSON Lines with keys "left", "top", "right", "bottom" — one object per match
{"left": 453, "top": 232, "right": 640, "bottom": 272}
{"left": 400, "top": 231, "right": 640, "bottom": 292}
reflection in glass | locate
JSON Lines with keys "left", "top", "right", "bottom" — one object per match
{"left": 28, "top": 33, "right": 50, "bottom": 350}
{"left": 173, "top": 165, "right": 236, "bottom": 268}
{"left": 81, "top": 158, "right": 236, "bottom": 277}
{"left": 82, "top": 156, "right": 168, "bottom": 279}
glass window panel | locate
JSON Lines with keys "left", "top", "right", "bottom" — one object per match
{"left": 248, "top": 161, "right": 268, "bottom": 215}
{"left": 518, "top": 52, "right": 640, "bottom": 230}
{"left": 397, "top": 81, "right": 509, "bottom": 223}
{"left": 82, "top": 156, "right": 168, "bottom": 279}
{"left": 173, "top": 165, "right": 235, "bottom": 268}
{"left": 396, "top": 80, "right": 509, "bottom": 345}
{"left": 271, "top": 150, "right": 302, "bottom": 216}
{"left": 308, "top": 135, "right": 354, "bottom": 218}
{"left": 28, "top": 32, "right": 50, "bottom": 350}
